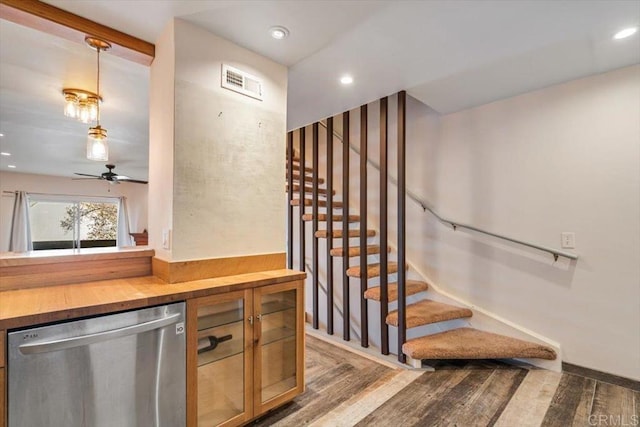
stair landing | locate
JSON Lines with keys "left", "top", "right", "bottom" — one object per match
{"left": 402, "top": 327, "right": 557, "bottom": 360}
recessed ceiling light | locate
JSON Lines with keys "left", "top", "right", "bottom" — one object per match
{"left": 614, "top": 27, "right": 638, "bottom": 40}
{"left": 7, "top": 165, "right": 16, "bottom": 168}
{"left": 0, "top": 133, "right": 4, "bottom": 137}
{"left": 269, "top": 26, "right": 289, "bottom": 40}
{"left": 0, "top": 152, "right": 10, "bottom": 156}
{"left": 340, "top": 75, "right": 354, "bottom": 85}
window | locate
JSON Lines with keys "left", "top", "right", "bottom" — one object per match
{"left": 28, "top": 195, "right": 119, "bottom": 250}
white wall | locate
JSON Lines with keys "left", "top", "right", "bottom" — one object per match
{"left": 148, "top": 20, "right": 175, "bottom": 261}
{"left": 0, "top": 171, "right": 148, "bottom": 251}
{"left": 298, "top": 65, "right": 639, "bottom": 380}
{"left": 418, "top": 65, "right": 640, "bottom": 380}
{"left": 170, "top": 19, "right": 287, "bottom": 261}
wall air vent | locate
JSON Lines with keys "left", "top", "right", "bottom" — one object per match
{"left": 221, "top": 64, "right": 263, "bottom": 101}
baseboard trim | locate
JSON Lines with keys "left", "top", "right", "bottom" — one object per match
{"left": 562, "top": 362, "right": 640, "bottom": 391}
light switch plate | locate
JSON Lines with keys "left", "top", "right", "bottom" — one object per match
{"left": 162, "top": 229, "right": 171, "bottom": 250}
{"left": 561, "top": 232, "right": 575, "bottom": 249}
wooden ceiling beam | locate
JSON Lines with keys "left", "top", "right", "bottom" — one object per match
{"left": 0, "top": 0, "right": 155, "bottom": 66}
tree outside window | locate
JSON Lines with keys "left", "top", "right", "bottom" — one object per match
{"left": 60, "top": 202, "right": 117, "bottom": 240}
{"left": 28, "top": 197, "right": 119, "bottom": 250}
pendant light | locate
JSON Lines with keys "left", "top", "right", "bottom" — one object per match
{"left": 62, "top": 88, "right": 100, "bottom": 123}
{"left": 85, "top": 36, "right": 111, "bottom": 161}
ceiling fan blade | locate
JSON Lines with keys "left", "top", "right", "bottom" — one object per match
{"left": 114, "top": 174, "right": 131, "bottom": 180}
{"left": 117, "top": 178, "right": 148, "bottom": 184}
{"left": 74, "top": 173, "right": 102, "bottom": 178}
{"left": 72, "top": 178, "right": 101, "bottom": 180}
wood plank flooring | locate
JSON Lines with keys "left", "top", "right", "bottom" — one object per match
{"left": 253, "top": 335, "right": 640, "bottom": 427}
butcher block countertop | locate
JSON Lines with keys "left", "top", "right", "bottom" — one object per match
{"left": 0, "top": 248, "right": 305, "bottom": 330}
{"left": 0, "top": 246, "right": 154, "bottom": 267}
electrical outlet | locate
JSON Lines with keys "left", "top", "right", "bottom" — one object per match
{"left": 561, "top": 232, "right": 575, "bottom": 249}
{"left": 162, "top": 229, "right": 171, "bottom": 250}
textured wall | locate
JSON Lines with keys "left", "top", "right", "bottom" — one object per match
{"left": 171, "top": 20, "right": 287, "bottom": 261}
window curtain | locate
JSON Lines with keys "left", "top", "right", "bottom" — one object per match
{"left": 9, "top": 191, "right": 33, "bottom": 252}
{"left": 117, "top": 196, "right": 133, "bottom": 247}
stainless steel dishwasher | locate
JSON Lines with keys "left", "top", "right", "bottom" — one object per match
{"left": 8, "top": 302, "right": 186, "bottom": 427}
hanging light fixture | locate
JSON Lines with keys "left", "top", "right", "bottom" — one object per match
{"left": 62, "top": 88, "right": 100, "bottom": 123}
{"left": 85, "top": 36, "right": 111, "bottom": 161}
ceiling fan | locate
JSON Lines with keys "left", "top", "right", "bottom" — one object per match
{"left": 74, "top": 164, "right": 148, "bottom": 184}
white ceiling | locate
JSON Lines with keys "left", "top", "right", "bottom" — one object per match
{"left": 1, "top": 0, "right": 638, "bottom": 178}
{"left": 0, "top": 19, "right": 149, "bottom": 180}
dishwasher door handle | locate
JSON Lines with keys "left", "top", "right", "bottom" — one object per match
{"left": 19, "top": 313, "right": 182, "bottom": 355}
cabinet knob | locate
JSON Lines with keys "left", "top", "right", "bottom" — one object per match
{"left": 248, "top": 315, "right": 254, "bottom": 325}
{"left": 256, "top": 314, "right": 262, "bottom": 322}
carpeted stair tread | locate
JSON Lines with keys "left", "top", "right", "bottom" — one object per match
{"left": 290, "top": 199, "right": 343, "bottom": 208}
{"left": 402, "top": 327, "right": 557, "bottom": 361}
{"left": 315, "top": 229, "right": 375, "bottom": 238}
{"left": 287, "top": 163, "right": 313, "bottom": 173}
{"left": 386, "top": 300, "right": 472, "bottom": 328}
{"left": 286, "top": 150, "right": 300, "bottom": 160}
{"left": 292, "top": 173, "right": 324, "bottom": 184}
{"left": 346, "top": 262, "right": 400, "bottom": 279}
{"left": 286, "top": 184, "right": 334, "bottom": 196}
{"left": 364, "top": 280, "right": 429, "bottom": 301}
{"left": 330, "top": 245, "right": 388, "bottom": 257}
{"left": 302, "top": 214, "right": 360, "bottom": 222}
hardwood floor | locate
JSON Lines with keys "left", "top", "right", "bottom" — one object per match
{"left": 254, "top": 335, "right": 639, "bottom": 427}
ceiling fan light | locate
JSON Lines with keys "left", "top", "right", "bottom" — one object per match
{"left": 87, "top": 125, "right": 108, "bottom": 161}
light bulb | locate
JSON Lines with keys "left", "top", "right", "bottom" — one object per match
{"left": 614, "top": 27, "right": 638, "bottom": 40}
{"left": 87, "top": 126, "right": 108, "bottom": 161}
{"left": 340, "top": 75, "right": 354, "bottom": 85}
{"left": 64, "top": 93, "right": 78, "bottom": 118}
{"left": 78, "top": 99, "right": 91, "bottom": 123}
{"left": 88, "top": 98, "right": 98, "bottom": 122}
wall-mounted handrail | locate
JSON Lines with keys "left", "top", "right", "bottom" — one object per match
{"left": 318, "top": 121, "right": 578, "bottom": 262}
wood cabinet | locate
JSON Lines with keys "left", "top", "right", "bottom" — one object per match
{"left": 1, "top": 329, "right": 5, "bottom": 427}
{"left": 187, "top": 280, "right": 304, "bottom": 427}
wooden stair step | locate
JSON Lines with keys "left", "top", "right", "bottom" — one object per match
{"left": 330, "top": 245, "right": 386, "bottom": 257}
{"left": 286, "top": 184, "right": 334, "bottom": 196}
{"left": 346, "top": 262, "right": 401, "bottom": 279}
{"left": 402, "top": 327, "right": 557, "bottom": 361}
{"left": 290, "top": 199, "right": 343, "bottom": 208}
{"left": 302, "top": 214, "right": 360, "bottom": 222}
{"left": 292, "top": 173, "right": 325, "bottom": 184}
{"left": 315, "top": 229, "right": 375, "bottom": 238}
{"left": 364, "top": 280, "right": 429, "bottom": 301}
{"left": 386, "top": 300, "right": 472, "bottom": 328}
{"left": 287, "top": 163, "right": 313, "bottom": 173}
{"left": 286, "top": 152, "right": 300, "bottom": 161}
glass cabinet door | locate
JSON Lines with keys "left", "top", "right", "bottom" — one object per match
{"left": 188, "top": 290, "right": 252, "bottom": 427}
{"left": 253, "top": 280, "right": 304, "bottom": 415}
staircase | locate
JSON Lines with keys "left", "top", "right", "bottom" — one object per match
{"left": 286, "top": 94, "right": 557, "bottom": 369}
